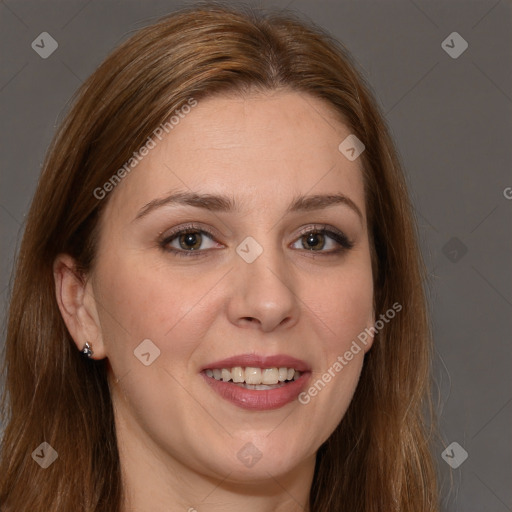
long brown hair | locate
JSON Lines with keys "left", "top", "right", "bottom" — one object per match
{"left": 0, "top": 2, "right": 439, "bottom": 510}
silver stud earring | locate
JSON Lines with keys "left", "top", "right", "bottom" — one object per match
{"left": 81, "top": 342, "right": 94, "bottom": 358}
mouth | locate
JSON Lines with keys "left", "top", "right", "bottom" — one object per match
{"left": 200, "top": 354, "right": 311, "bottom": 410}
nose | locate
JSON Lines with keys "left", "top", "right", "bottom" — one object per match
{"left": 226, "top": 241, "right": 300, "bottom": 333}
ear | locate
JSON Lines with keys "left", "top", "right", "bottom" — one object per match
{"left": 53, "top": 254, "right": 106, "bottom": 359}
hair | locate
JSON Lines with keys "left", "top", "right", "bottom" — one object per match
{"left": 0, "top": 2, "right": 439, "bottom": 510}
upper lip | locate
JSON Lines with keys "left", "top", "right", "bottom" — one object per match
{"left": 201, "top": 353, "right": 311, "bottom": 372}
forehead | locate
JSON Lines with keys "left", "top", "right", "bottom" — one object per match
{"left": 104, "top": 90, "right": 366, "bottom": 221}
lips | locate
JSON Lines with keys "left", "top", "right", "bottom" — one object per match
{"left": 200, "top": 353, "right": 312, "bottom": 410}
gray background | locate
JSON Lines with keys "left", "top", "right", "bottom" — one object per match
{"left": 1, "top": 0, "right": 511, "bottom": 510}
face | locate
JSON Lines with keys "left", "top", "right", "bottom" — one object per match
{"left": 67, "top": 91, "right": 375, "bottom": 483}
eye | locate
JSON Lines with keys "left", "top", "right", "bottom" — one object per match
{"left": 159, "top": 225, "right": 222, "bottom": 257}
{"left": 290, "top": 226, "right": 354, "bottom": 253}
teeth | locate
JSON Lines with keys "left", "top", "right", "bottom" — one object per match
{"left": 245, "top": 367, "right": 261, "bottom": 385}
{"left": 231, "top": 366, "right": 244, "bottom": 383}
{"left": 205, "top": 366, "right": 302, "bottom": 385}
{"left": 261, "top": 368, "right": 278, "bottom": 385}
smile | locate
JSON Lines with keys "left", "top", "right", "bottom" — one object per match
{"left": 200, "top": 354, "right": 311, "bottom": 409}
{"left": 204, "top": 366, "right": 302, "bottom": 386}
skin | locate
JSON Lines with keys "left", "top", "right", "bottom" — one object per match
{"left": 54, "top": 90, "right": 375, "bottom": 512}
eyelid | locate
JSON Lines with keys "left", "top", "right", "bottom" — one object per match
{"left": 159, "top": 222, "right": 220, "bottom": 243}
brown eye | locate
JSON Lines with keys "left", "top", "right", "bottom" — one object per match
{"left": 290, "top": 226, "right": 354, "bottom": 254}
{"left": 302, "top": 232, "right": 325, "bottom": 251}
{"left": 178, "top": 231, "right": 203, "bottom": 250}
{"left": 159, "top": 226, "right": 221, "bottom": 257}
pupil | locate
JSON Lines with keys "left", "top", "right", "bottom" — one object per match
{"left": 179, "top": 232, "right": 201, "bottom": 250}
{"left": 304, "top": 232, "right": 324, "bottom": 250}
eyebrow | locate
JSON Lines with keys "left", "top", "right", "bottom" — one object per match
{"left": 133, "top": 190, "right": 364, "bottom": 223}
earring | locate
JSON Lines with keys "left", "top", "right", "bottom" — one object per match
{"left": 81, "top": 342, "right": 94, "bottom": 358}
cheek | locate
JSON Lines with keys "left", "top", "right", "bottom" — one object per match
{"left": 303, "top": 259, "right": 374, "bottom": 351}
{"left": 93, "top": 253, "right": 224, "bottom": 372}
{"left": 295, "top": 264, "right": 373, "bottom": 445}
{"left": 93, "top": 256, "right": 218, "bottom": 429}
{"left": 295, "top": 252, "right": 373, "bottom": 410}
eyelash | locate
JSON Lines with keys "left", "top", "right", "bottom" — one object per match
{"left": 158, "top": 222, "right": 354, "bottom": 258}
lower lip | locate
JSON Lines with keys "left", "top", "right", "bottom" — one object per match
{"left": 200, "top": 371, "right": 311, "bottom": 410}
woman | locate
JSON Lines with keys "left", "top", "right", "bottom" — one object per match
{"left": 0, "top": 2, "right": 439, "bottom": 510}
